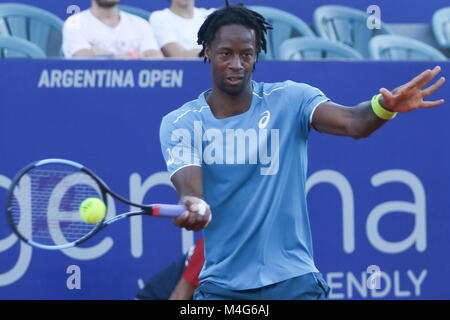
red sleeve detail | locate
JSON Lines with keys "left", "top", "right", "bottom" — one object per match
{"left": 182, "top": 237, "right": 204, "bottom": 288}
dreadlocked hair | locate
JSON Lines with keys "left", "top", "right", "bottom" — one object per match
{"left": 197, "top": 2, "right": 272, "bottom": 62}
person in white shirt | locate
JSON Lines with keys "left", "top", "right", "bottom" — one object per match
{"left": 63, "top": 0, "right": 163, "bottom": 59}
{"left": 149, "top": 0, "right": 215, "bottom": 58}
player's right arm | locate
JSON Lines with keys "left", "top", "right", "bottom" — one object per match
{"left": 171, "top": 166, "right": 211, "bottom": 231}
{"left": 159, "top": 111, "right": 211, "bottom": 231}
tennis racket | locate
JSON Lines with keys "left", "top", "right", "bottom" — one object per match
{"left": 5, "top": 158, "right": 188, "bottom": 250}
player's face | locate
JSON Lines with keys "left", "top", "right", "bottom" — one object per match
{"left": 206, "top": 24, "right": 257, "bottom": 96}
{"left": 94, "top": 0, "right": 120, "bottom": 8}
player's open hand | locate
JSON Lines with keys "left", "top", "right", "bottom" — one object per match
{"left": 379, "top": 66, "right": 445, "bottom": 113}
{"left": 174, "top": 196, "right": 212, "bottom": 231}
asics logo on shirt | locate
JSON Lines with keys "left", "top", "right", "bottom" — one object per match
{"left": 258, "top": 111, "right": 270, "bottom": 129}
{"left": 167, "top": 120, "right": 280, "bottom": 175}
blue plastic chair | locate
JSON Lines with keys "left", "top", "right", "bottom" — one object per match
{"left": 432, "top": 7, "right": 450, "bottom": 49}
{"left": 248, "top": 5, "right": 316, "bottom": 60}
{"left": 313, "top": 5, "right": 391, "bottom": 58}
{"left": 118, "top": 5, "right": 151, "bottom": 21}
{"left": 0, "top": 35, "right": 45, "bottom": 58}
{"left": 280, "top": 37, "right": 363, "bottom": 60}
{"left": 0, "top": 3, "right": 64, "bottom": 57}
{"left": 369, "top": 35, "right": 447, "bottom": 61}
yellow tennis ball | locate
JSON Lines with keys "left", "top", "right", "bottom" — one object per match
{"left": 79, "top": 198, "right": 106, "bottom": 224}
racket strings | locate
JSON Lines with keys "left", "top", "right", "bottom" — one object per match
{"left": 10, "top": 164, "right": 103, "bottom": 246}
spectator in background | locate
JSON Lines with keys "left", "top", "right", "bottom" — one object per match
{"left": 63, "top": 0, "right": 163, "bottom": 59}
{"left": 136, "top": 237, "right": 204, "bottom": 300}
{"left": 149, "top": 0, "right": 215, "bottom": 58}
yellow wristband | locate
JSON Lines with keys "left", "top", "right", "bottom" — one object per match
{"left": 371, "top": 94, "right": 397, "bottom": 120}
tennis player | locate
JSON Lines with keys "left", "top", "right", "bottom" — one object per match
{"left": 159, "top": 3, "right": 445, "bottom": 300}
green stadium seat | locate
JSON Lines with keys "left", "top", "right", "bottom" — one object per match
{"left": 248, "top": 5, "right": 316, "bottom": 60}
{"left": 0, "top": 3, "right": 64, "bottom": 57}
{"left": 313, "top": 5, "right": 391, "bottom": 58}
{"left": 432, "top": 7, "right": 450, "bottom": 49}
{"left": 280, "top": 36, "right": 363, "bottom": 60}
{"left": 369, "top": 34, "right": 447, "bottom": 61}
{"left": 0, "top": 35, "right": 46, "bottom": 58}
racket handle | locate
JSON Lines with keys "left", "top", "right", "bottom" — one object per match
{"left": 153, "top": 204, "right": 186, "bottom": 218}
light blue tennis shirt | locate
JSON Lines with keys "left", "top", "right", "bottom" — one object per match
{"left": 160, "top": 80, "right": 329, "bottom": 290}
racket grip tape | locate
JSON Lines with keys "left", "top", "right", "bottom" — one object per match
{"left": 153, "top": 204, "right": 186, "bottom": 218}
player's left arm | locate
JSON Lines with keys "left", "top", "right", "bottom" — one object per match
{"left": 311, "top": 66, "right": 446, "bottom": 139}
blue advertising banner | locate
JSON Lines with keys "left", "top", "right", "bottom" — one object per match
{"left": 0, "top": 59, "right": 449, "bottom": 300}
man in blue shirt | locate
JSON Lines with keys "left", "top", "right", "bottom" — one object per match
{"left": 159, "top": 3, "right": 445, "bottom": 299}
